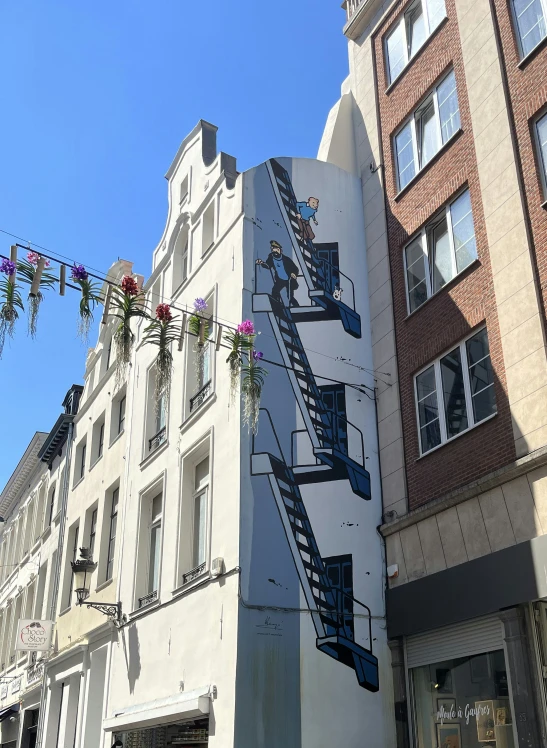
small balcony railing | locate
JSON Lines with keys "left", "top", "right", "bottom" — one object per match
{"left": 182, "top": 562, "right": 206, "bottom": 585}
{"left": 148, "top": 426, "right": 167, "bottom": 453}
{"left": 189, "top": 380, "right": 212, "bottom": 413}
{"left": 344, "top": 0, "right": 365, "bottom": 20}
{"left": 138, "top": 590, "right": 158, "bottom": 609}
{"left": 9, "top": 655, "right": 15, "bottom": 665}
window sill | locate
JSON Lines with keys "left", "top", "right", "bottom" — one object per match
{"left": 89, "top": 455, "right": 103, "bottom": 473}
{"left": 59, "top": 605, "right": 72, "bottom": 617}
{"left": 416, "top": 411, "right": 497, "bottom": 461}
{"left": 541, "top": 199, "right": 547, "bottom": 210}
{"left": 109, "top": 429, "right": 124, "bottom": 449}
{"left": 129, "top": 599, "right": 161, "bottom": 620}
{"left": 405, "top": 259, "right": 481, "bottom": 320}
{"left": 517, "top": 34, "right": 547, "bottom": 69}
{"left": 172, "top": 569, "right": 211, "bottom": 598}
{"left": 95, "top": 578, "right": 113, "bottom": 593}
{"left": 41, "top": 526, "right": 52, "bottom": 542}
{"left": 53, "top": 510, "right": 61, "bottom": 525}
{"left": 385, "top": 16, "right": 449, "bottom": 95}
{"left": 394, "top": 128, "right": 463, "bottom": 202}
{"left": 201, "top": 242, "right": 215, "bottom": 260}
{"left": 30, "top": 538, "right": 41, "bottom": 556}
{"left": 140, "top": 439, "right": 169, "bottom": 469}
{"left": 180, "top": 393, "right": 217, "bottom": 435}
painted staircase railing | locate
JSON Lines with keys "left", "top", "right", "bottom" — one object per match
{"left": 251, "top": 409, "right": 379, "bottom": 692}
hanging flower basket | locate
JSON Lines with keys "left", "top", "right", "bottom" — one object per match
{"left": 17, "top": 252, "right": 57, "bottom": 338}
{"left": 0, "top": 259, "right": 24, "bottom": 358}
{"left": 111, "top": 275, "right": 149, "bottom": 388}
{"left": 188, "top": 298, "right": 210, "bottom": 389}
{"left": 223, "top": 320, "right": 254, "bottom": 404}
{"left": 241, "top": 344, "right": 267, "bottom": 436}
{"left": 71, "top": 264, "right": 103, "bottom": 344}
{"left": 143, "top": 303, "right": 181, "bottom": 415}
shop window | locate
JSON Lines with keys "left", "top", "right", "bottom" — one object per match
{"left": 410, "top": 650, "right": 515, "bottom": 747}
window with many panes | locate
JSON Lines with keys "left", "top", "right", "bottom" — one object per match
{"left": 415, "top": 328, "right": 496, "bottom": 455}
{"left": 535, "top": 111, "right": 547, "bottom": 195}
{"left": 395, "top": 69, "right": 460, "bottom": 191}
{"left": 404, "top": 189, "right": 477, "bottom": 312}
{"left": 512, "top": 0, "right": 547, "bottom": 58}
{"left": 192, "top": 457, "right": 209, "bottom": 570}
{"left": 89, "top": 508, "right": 98, "bottom": 558}
{"left": 385, "top": 0, "right": 446, "bottom": 83}
{"left": 118, "top": 396, "right": 126, "bottom": 434}
{"left": 106, "top": 488, "right": 118, "bottom": 581}
{"left": 147, "top": 494, "right": 163, "bottom": 595}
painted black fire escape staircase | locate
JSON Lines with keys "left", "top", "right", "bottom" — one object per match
{"left": 250, "top": 160, "right": 378, "bottom": 690}
{"left": 252, "top": 412, "right": 379, "bottom": 693}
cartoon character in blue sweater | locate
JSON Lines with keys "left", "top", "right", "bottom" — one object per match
{"left": 296, "top": 197, "right": 319, "bottom": 242}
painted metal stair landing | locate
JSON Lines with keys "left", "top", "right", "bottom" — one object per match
{"left": 266, "top": 158, "right": 361, "bottom": 339}
{"left": 252, "top": 293, "right": 371, "bottom": 501}
{"left": 251, "top": 435, "right": 379, "bottom": 693}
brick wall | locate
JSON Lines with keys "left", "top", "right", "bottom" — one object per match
{"left": 372, "top": 0, "right": 516, "bottom": 510}
{"left": 493, "top": 0, "right": 547, "bottom": 319}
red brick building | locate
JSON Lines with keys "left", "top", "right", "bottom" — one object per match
{"left": 319, "top": 0, "right": 547, "bottom": 745}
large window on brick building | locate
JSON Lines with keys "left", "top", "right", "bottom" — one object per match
{"left": 385, "top": 0, "right": 446, "bottom": 84}
{"left": 511, "top": 0, "right": 546, "bottom": 58}
{"left": 404, "top": 189, "right": 477, "bottom": 312}
{"left": 394, "top": 69, "right": 460, "bottom": 191}
{"left": 414, "top": 328, "right": 496, "bottom": 455}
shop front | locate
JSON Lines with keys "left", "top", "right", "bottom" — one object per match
{"left": 114, "top": 718, "right": 209, "bottom": 748}
{"left": 405, "top": 616, "right": 518, "bottom": 748}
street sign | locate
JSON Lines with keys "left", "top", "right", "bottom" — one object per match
{"left": 15, "top": 620, "right": 53, "bottom": 651}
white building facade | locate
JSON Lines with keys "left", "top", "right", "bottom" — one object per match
{"left": 103, "top": 121, "right": 395, "bottom": 748}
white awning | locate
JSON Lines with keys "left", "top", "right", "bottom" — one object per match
{"left": 103, "top": 686, "right": 211, "bottom": 733}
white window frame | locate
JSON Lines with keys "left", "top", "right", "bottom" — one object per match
{"left": 147, "top": 494, "right": 163, "bottom": 596}
{"left": 385, "top": 0, "right": 447, "bottom": 85}
{"left": 394, "top": 68, "right": 460, "bottom": 192}
{"left": 414, "top": 327, "right": 497, "bottom": 456}
{"left": 535, "top": 110, "right": 547, "bottom": 198}
{"left": 191, "top": 459, "right": 209, "bottom": 571}
{"left": 511, "top": 0, "right": 547, "bottom": 59}
{"left": 403, "top": 188, "right": 476, "bottom": 314}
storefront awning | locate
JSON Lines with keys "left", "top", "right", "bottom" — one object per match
{"left": 0, "top": 704, "right": 20, "bottom": 722}
{"left": 103, "top": 686, "right": 211, "bottom": 733}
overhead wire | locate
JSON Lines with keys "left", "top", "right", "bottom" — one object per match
{"left": 0, "top": 236, "right": 386, "bottom": 395}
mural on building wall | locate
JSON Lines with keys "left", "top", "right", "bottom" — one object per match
{"left": 249, "top": 158, "right": 379, "bottom": 694}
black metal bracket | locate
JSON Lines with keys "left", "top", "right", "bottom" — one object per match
{"left": 80, "top": 601, "right": 126, "bottom": 627}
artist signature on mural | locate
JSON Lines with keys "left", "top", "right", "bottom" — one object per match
{"left": 255, "top": 615, "right": 283, "bottom": 636}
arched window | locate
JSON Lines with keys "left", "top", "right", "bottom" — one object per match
{"left": 172, "top": 226, "right": 189, "bottom": 293}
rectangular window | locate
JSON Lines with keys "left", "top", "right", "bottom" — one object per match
{"left": 48, "top": 488, "right": 56, "bottom": 527}
{"left": 385, "top": 0, "right": 446, "bottom": 83}
{"left": 98, "top": 423, "right": 104, "bottom": 459}
{"left": 192, "top": 457, "right": 209, "bottom": 570}
{"left": 106, "top": 488, "right": 119, "bottom": 581}
{"left": 394, "top": 69, "right": 460, "bottom": 191}
{"left": 118, "top": 396, "right": 126, "bottom": 434}
{"left": 512, "top": 0, "right": 547, "bottom": 57}
{"left": 202, "top": 201, "right": 215, "bottom": 255}
{"left": 404, "top": 189, "right": 477, "bottom": 312}
{"left": 415, "top": 328, "right": 496, "bottom": 455}
{"left": 67, "top": 525, "right": 79, "bottom": 606}
{"left": 410, "top": 650, "right": 515, "bottom": 748}
{"left": 147, "top": 369, "right": 168, "bottom": 454}
{"left": 106, "top": 338, "right": 112, "bottom": 371}
{"left": 535, "top": 112, "right": 547, "bottom": 194}
{"left": 80, "top": 443, "right": 86, "bottom": 479}
{"left": 89, "top": 508, "right": 98, "bottom": 558}
{"left": 180, "top": 175, "right": 189, "bottom": 205}
{"left": 148, "top": 494, "right": 162, "bottom": 595}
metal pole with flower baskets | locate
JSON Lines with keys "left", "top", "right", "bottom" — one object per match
{"left": 142, "top": 303, "right": 181, "bottom": 416}
{"left": 70, "top": 264, "right": 103, "bottom": 344}
{"left": 0, "top": 254, "right": 24, "bottom": 358}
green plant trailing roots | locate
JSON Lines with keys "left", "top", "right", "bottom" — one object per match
{"left": 111, "top": 281, "right": 148, "bottom": 390}
{"left": 142, "top": 311, "right": 181, "bottom": 417}
{"left": 241, "top": 354, "right": 267, "bottom": 435}
{"left": 0, "top": 278, "right": 24, "bottom": 359}
{"left": 77, "top": 279, "right": 103, "bottom": 344}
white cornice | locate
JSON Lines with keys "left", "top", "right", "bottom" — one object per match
{"left": 0, "top": 433, "right": 47, "bottom": 517}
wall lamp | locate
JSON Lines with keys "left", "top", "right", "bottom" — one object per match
{"left": 71, "top": 548, "right": 126, "bottom": 627}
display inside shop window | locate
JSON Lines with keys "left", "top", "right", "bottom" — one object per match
{"left": 411, "top": 650, "right": 514, "bottom": 748}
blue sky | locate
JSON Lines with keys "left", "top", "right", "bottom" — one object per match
{"left": 0, "top": 1, "right": 348, "bottom": 488}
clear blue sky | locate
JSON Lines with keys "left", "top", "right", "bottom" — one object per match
{"left": 0, "top": 1, "right": 348, "bottom": 488}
